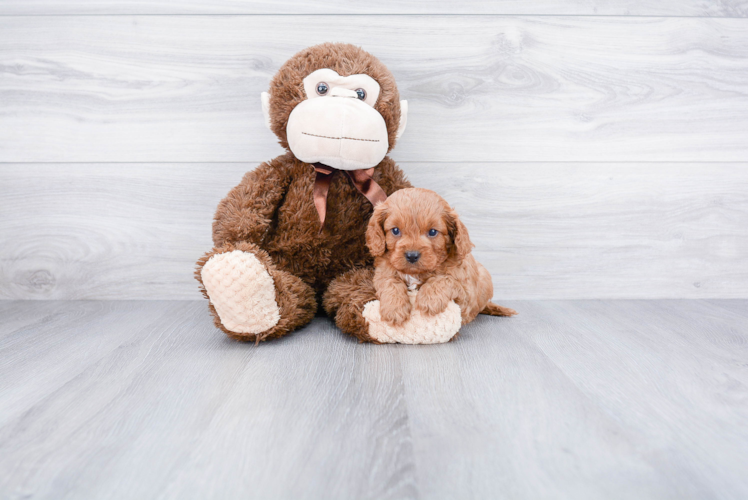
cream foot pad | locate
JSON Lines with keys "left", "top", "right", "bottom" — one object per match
{"left": 201, "top": 250, "right": 280, "bottom": 334}
{"left": 362, "top": 291, "right": 462, "bottom": 344}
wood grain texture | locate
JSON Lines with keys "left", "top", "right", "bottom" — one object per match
{"left": 399, "top": 300, "right": 748, "bottom": 499}
{"left": 0, "top": 302, "right": 415, "bottom": 500}
{"left": 705, "top": 298, "right": 748, "bottom": 319}
{"left": 0, "top": 163, "right": 221, "bottom": 300}
{"left": 2, "top": 162, "right": 746, "bottom": 300}
{"left": 1, "top": 300, "right": 747, "bottom": 499}
{"left": 2, "top": 16, "right": 748, "bottom": 162}
{"left": 2, "top": 0, "right": 748, "bottom": 16}
{"left": 524, "top": 300, "right": 748, "bottom": 499}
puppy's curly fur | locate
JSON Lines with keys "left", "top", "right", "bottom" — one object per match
{"left": 366, "top": 188, "right": 517, "bottom": 326}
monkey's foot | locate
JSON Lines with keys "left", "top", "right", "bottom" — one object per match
{"left": 200, "top": 250, "right": 281, "bottom": 335}
{"left": 361, "top": 291, "right": 462, "bottom": 344}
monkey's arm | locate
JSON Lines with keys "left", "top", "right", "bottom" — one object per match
{"left": 212, "top": 158, "right": 290, "bottom": 247}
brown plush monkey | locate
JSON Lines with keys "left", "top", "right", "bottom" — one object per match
{"left": 195, "top": 43, "right": 411, "bottom": 343}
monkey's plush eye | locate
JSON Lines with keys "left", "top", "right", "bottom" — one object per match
{"left": 391, "top": 227, "right": 400, "bottom": 236}
{"left": 428, "top": 229, "right": 438, "bottom": 237}
{"left": 316, "top": 82, "right": 329, "bottom": 95}
{"left": 355, "top": 88, "right": 367, "bottom": 100}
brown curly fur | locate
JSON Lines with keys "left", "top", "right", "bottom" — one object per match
{"left": 366, "top": 188, "right": 517, "bottom": 327}
{"left": 196, "top": 43, "right": 411, "bottom": 342}
{"left": 322, "top": 268, "right": 382, "bottom": 343}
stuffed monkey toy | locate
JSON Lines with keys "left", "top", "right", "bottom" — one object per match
{"left": 196, "top": 42, "right": 461, "bottom": 343}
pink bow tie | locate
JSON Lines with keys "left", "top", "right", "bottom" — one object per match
{"left": 312, "top": 162, "right": 388, "bottom": 228}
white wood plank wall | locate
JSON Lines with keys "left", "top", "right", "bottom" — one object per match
{"left": 1, "top": 1, "right": 747, "bottom": 16}
{"left": 1, "top": 3, "right": 747, "bottom": 300}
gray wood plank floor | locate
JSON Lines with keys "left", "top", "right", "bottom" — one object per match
{"left": 1, "top": 300, "right": 746, "bottom": 499}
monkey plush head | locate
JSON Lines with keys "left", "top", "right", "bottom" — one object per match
{"left": 261, "top": 43, "right": 408, "bottom": 171}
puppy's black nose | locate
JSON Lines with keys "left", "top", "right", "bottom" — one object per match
{"left": 405, "top": 251, "right": 421, "bottom": 264}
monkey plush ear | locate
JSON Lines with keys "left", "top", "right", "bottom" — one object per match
{"left": 396, "top": 100, "right": 408, "bottom": 140}
{"left": 366, "top": 204, "right": 388, "bottom": 257}
{"left": 261, "top": 92, "right": 272, "bottom": 131}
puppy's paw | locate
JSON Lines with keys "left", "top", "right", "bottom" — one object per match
{"left": 379, "top": 296, "right": 412, "bottom": 326}
{"left": 415, "top": 285, "right": 451, "bottom": 317}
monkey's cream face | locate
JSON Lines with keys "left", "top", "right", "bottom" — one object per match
{"left": 286, "top": 69, "right": 387, "bottom": 170}
{"left": 262, "top": 68, "right": 407, "bottom": 171}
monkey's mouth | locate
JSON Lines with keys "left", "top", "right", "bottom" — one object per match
{"left": 302, "top": 131, "right": 380, "bottom": 143}
{"left": 286, "top": 97, "right": 389, "bottom": 170}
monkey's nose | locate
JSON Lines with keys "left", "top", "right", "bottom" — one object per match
{"left": 330, "top": 87, "right": 359, "bottom": 98}
{"left": 405, "top": 251, "right": 421, "bottom": 264}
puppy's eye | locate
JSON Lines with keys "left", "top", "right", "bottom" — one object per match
{"left": 316, "top": 82, "right": 329, "bottom": 95}
{"left": 355, "top": 88, "right": 367, "bottom": 100}
{"left": 428, "top": 229, "right": 438, "bottom": 237}
{"left": 391, "top": 227, "right": 400, "bottom": 236}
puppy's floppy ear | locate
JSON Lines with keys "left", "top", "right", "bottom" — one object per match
{"left": 447, "top": 209, "right": 474, "bottom": 261}
{"left": 366, "top": 202, "right": 388, "bottom": 257}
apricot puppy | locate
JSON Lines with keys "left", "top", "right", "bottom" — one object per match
{"left": 366, "top": 188, "right": 517, "bottom": 327}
